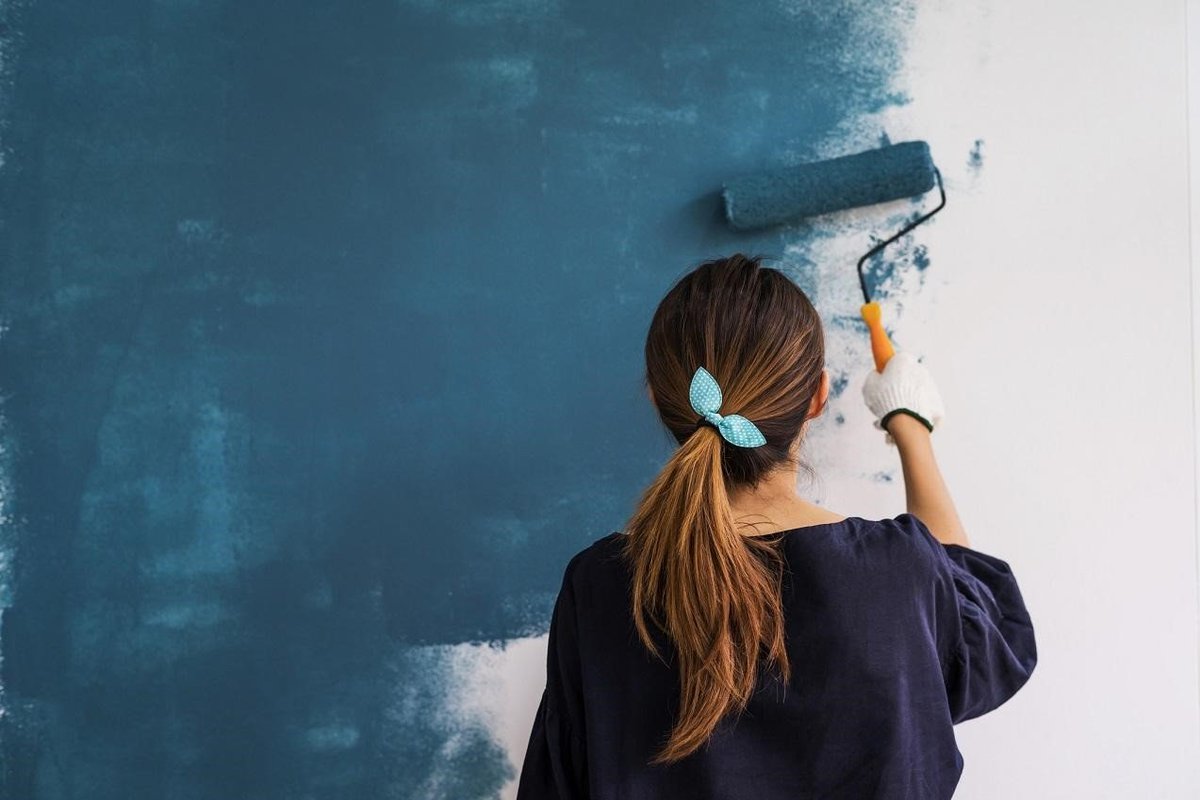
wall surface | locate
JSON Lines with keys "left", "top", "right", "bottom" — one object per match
{"left": 0, "top": 0, "right": 1196, "bottom": 798}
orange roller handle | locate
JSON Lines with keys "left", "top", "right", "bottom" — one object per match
{"left": 860, "top": 301, "right": 895, "bottom": 373}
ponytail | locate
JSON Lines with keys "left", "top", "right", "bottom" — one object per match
{"left": 626, "top": 251, "right": 824, "bottom": 764}
{"left": 620, "top": 423, "right": 791, "bottom": 765}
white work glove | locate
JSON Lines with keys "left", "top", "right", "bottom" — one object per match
{"left": 861, "top": 351, "right": 945, "bottom": 446}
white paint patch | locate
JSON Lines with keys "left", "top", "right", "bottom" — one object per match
{"left": 390, "top": 636, "right": 547, "bottom": 800}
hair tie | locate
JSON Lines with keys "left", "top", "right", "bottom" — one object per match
{"left": 688, "top": 367, "right": 767, "bottom": 448}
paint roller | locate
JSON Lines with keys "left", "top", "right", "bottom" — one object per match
{"left": 721, "top": 140, "right": 946, "bottom": 373}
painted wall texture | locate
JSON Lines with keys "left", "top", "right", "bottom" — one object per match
{"left": 1, "top": 0, "right": 1197, "bottom": 798}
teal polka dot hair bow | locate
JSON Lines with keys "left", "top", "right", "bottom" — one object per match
{"left": 689, "top": 367, "right": 767, "bottom": 448}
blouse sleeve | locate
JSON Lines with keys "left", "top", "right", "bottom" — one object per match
{"left": 516, "top": 552, "right": 590, "bottom": 799}
{"left": 901, "top": 513, "right": 1038, "bottom": 724}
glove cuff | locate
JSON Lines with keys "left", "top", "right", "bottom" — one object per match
{"left": 880, "top": 407, "right": 934, "bottom": 434}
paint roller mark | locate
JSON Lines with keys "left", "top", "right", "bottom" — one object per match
{"left": 912, "top": 244, "right": 929, "bottom": 271}
{"left": 659, "top": 42, "right": 710, "bottom": 71}
{"left": 867, "top": 91, "right": 910, "bottom": 114}
{"left": 400, "top": 0, "right": 562, "bottom": 25}
{"left": 305, "top": 724, "right": 361, "bottom": 752}
{"left": 458, "top": 57, "right": 539, "bottom": 113}
{"left": 967, "top": 138, "right": 985, "bottom": 172}
{"left": 176, "top": 219, "right": 227, "bottom": 246}
{"left": 829, "top": 371, "right": 849, "bottom": 399}
{"left": 0, "top": 350, "right": 14, "bottom": 722}
{"left": 0, "top": 5, "right": 23, "bottom": 724}
{"left": 602, "top": 103, "right": 699, "bottom": 127}
{"left": 829, "top": 313, "right": 868, "bottom": 332}
{"left": 862, "top": 215, "right": 934, "bottom": 300}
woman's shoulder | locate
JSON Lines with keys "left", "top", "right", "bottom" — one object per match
{"left": 780, "top": 513, "right": 951, "bottom": 579}
{"left": 857, "top": 514, "right": 1018, "bottom": 587}
{"left": 557, "top": 531, "right": 628, "bottom": 586}
{"left": 858, "top": 512, "right": 947, "bottom": 561}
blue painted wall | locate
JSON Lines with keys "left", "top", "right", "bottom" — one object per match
{"left": 0, "top": 0, "right": 915, "bottom": 795}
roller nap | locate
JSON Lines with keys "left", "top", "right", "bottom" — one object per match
{"left": 721, "top": 140, "right": 937, "bottom": 231}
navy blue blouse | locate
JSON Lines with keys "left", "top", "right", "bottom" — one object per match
{"left": 516, "top": 513, "right": 1037, "bottom": 799}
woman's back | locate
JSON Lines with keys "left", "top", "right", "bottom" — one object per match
{"left": 517, "top": 255, "right": 1037, "bottom": 798}
{"left": 518, "top": 513, "right": 1036, "bottom": 799}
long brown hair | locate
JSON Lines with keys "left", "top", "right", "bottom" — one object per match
{"left": 620, "top": 253, "right": 826, "bottom": 765}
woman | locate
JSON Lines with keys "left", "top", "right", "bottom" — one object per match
{"left": 516, "top": 253, "right": 1037, "bottom": 799}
